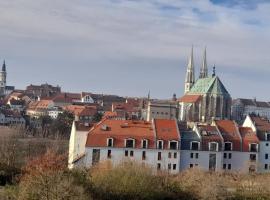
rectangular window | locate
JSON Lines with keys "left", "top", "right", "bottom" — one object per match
{"left": 223, "top": 164, "right": 226, "bottom": 169}
{"left": 158, "top": 152, "right": 162, "bottom": 160}
{"left": 228, "top": 153, "right": 232, "bottom": 159}
{"left": 125, "top": 150, "right": 128, "bottom": 157}
{"left": 169, "top": 141, "right": 178, "bottom": 150}
{"left": 157, "top": 163, "right": 161, "bottom": 170}
{"left": 174, "top": 152, "right": 177, "bottom": 159}
{"left": 107, "top": 150, "right": 111, "bottom": 159}
{"left": 190, "top": 164, "right": 193, "bottom": 168}
{"left": 142, "top": 151, "right": 146, "bottom": 160}
{"left": 265, "top": 164, "right": 268, "bottom": 170}
{"left": 173, "top": 164, "right": 176, "bottom": 170}
{"left": 190, "top": 153, "right": 194, "bottom": 158}
{"left": 228, "top": 164, "right": 231, "bottom": 170}
{"left": 92, "top": 149, "right": 100, "bottom": 165}
{"left": 168, "top": 152, "right": 171, "bottom": 158}
{"left": 224, "top": 143, "right": 232, "bottom": 151}
{"left": 130, "top": 151, "right": 134, "bottom": 157}
{"left": 224, "top": 153, "right": 227, "bottom": 159}
{"left": 142, "top": 140, "right": 148, "bottom": 149}
{"left": 266, "top": 134, "right": 270, "bottom": 141}
{"left": 250, "top": 144, "right": 257, "bottom": 152}
{"left": 168, "top": 163, "right": 171, "bottom": 170}
{"left": 126, "top": 139, "right": 134, "bottom": 148}
{"left": 157, "top": 141, "right": 163, "bottom": 149}
{"left": 265, "top": 154, "right": 269, "bottom": 160}
{"left": 209, "top": 143, "right": 218, "bottom": 151}
{"left": 107, "top": 138, "right": 113, "bottom": 147}
{"left": 195, "top": 153, "right": 199, "bottom": 159}
{"left": 191, "top": 142, "right": 199, "bottom": 150}
{"left": 250, "top": 154, "right": 256, "bottom": 161}
{"left": 266, "top": 143, "right": 269, "bottom": 147}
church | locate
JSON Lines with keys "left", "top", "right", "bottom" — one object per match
{"left": 0, "top": 60, "right": 15, "bottom": 98}
{"left": 179, "top": 47, "right": 232, "bottom": 123}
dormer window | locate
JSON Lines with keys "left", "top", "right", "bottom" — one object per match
{"left": 125, "top": 138, "right": 135, "bottom": 148}
{"left": 250, "top": 143, "right": 258, "bottom": 152}
{"left": 224, "top": 142, "right": 232, "bottom": 151}
{"left": 107, "top": 138, "right": 114, "bottom": 147}
{"left": 190, "top": 141, "right": 200, "bottom": 151}
{"left": 157, "top": 140, "right": 164, "bottom": 149}
{"left": 169, "top": 141, "right": 178, "bottom": 150}
{"left": 141, "top": 139, "right": 148, "bottom": 149}
{"left": 209, "top": 142, "right": 218, "bottom": 152}
{"left": 266, "top": 133, "right": 270, "bottom": 141}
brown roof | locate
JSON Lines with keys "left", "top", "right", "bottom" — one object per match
{"left": 215, "top": 120, "right": 241, "bottom": 151}
{"left": 85, "top": 119, "right": 180, "bottom": 149}
{"left": 178, "top": 95, "right": 202, "bottom": 103}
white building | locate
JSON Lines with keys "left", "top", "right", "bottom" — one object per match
{"left": 243, "top": 115, "right": 270, "bottom": 173}
{"left": 69, "top": 118, "right": 181, "bottom": 174}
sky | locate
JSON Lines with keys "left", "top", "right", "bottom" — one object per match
{"left": 0, "top": 0, "right": 270, "bottom": 100}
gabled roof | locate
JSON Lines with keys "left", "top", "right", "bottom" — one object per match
{"left": 239, "top": 127, "right": 259, "bottom": 152}
{"left": 189, "top": 76, "right": 230, "bottom": 97}
{"left": 215, "top": 120, "right": 241, "bottom": 151}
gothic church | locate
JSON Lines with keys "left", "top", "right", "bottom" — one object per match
{"left": 179, "top": 47, "right": 232, "bottom": 122}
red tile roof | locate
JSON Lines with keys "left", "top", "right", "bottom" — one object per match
{"left": 178, "top": 95, "right": 202, "bottom": 103}
{"left": 85, "top": 119, "right": 180, "bottom": 149}
{"left": 215, "top": 120, "right": 241, "bottom": 151}
{"left": 239, "top": 127, "right": 259, "bottom": 152}
{"left": 86, "top": 119, "right": 155, "bottom": 148}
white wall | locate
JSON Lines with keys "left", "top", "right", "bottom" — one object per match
{"left": 68, "top": 122, "right": 89, "bottom": 169}
{"left": 84, "top": 147, "right": 180, "bottom": 174}
{"left": 223, "top": 151, "right": 258, "bottom": 173}
{"left": 180, "top": 150, "right": 222, "bottom": 172}
{"left": 258, "top": 141, "right": 270, "bottom": 173}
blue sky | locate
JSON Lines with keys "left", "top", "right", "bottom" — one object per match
{"left": 0, "top": 0, "right": 269, "bottom": 99}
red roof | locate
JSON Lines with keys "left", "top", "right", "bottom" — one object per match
{"left": 178, "top": 95, "right": 202, "bottom": 103}
{"left": 85, "top": 119, "right": 180, "bottom": 149}
{"left": 239, "top": 127, "right": 259, "bottom": 152}
{"left": 215, "top": 120, "right": 241, "bottom": 151}
{"left": 86, "top": 119, "right": 155, "bottom": 148}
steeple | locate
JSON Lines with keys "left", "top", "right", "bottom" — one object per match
{"left": 184, "top": 46, "right": 195, "bottom": 94}
{"left": 2, "top": 60, "right": 6, "bottom": 72}
{"left": 199, "top": 47, "right": 208, "bottom": 78}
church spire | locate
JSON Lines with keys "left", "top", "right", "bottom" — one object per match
{"left": 199, "top": 47, "right": 208, "bottom": 78}
{"left": 184, "top": 46, "right": 195, "bottom": 94}
{"left": 2, "top": 60, "right": 6, "bottom": 72}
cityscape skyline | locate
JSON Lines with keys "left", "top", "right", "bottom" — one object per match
{"left": 0, "top": 0, "right": 269, "bottom": 99}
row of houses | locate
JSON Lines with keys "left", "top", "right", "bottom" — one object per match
{"left": 68, "top": 115, "right": 270, "bottom": 174}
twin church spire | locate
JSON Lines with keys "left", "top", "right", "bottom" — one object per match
{"left": 184, "top": 46, "right": 209, "bottom": 94}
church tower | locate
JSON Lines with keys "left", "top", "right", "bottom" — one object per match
{"left": 184, "top": 46, "right": 195, "bottom": 94}
{"left": 0, "top": 60, "right": 7, "bottom": 96}
{"left": 199, "top": 47, "right": 208, "bottom": 78}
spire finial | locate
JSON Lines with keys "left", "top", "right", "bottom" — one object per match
{"left": 199, "top": 46, "right": 208, "bottom": 78}
{"left": 184, "top": 46, "right": 195, "bottom": 94}
{"left": 212, "top": 65, "right": 216, "bottom": 77}
{"left": 2, "top": 60, "right": 6, "bottom": 72}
